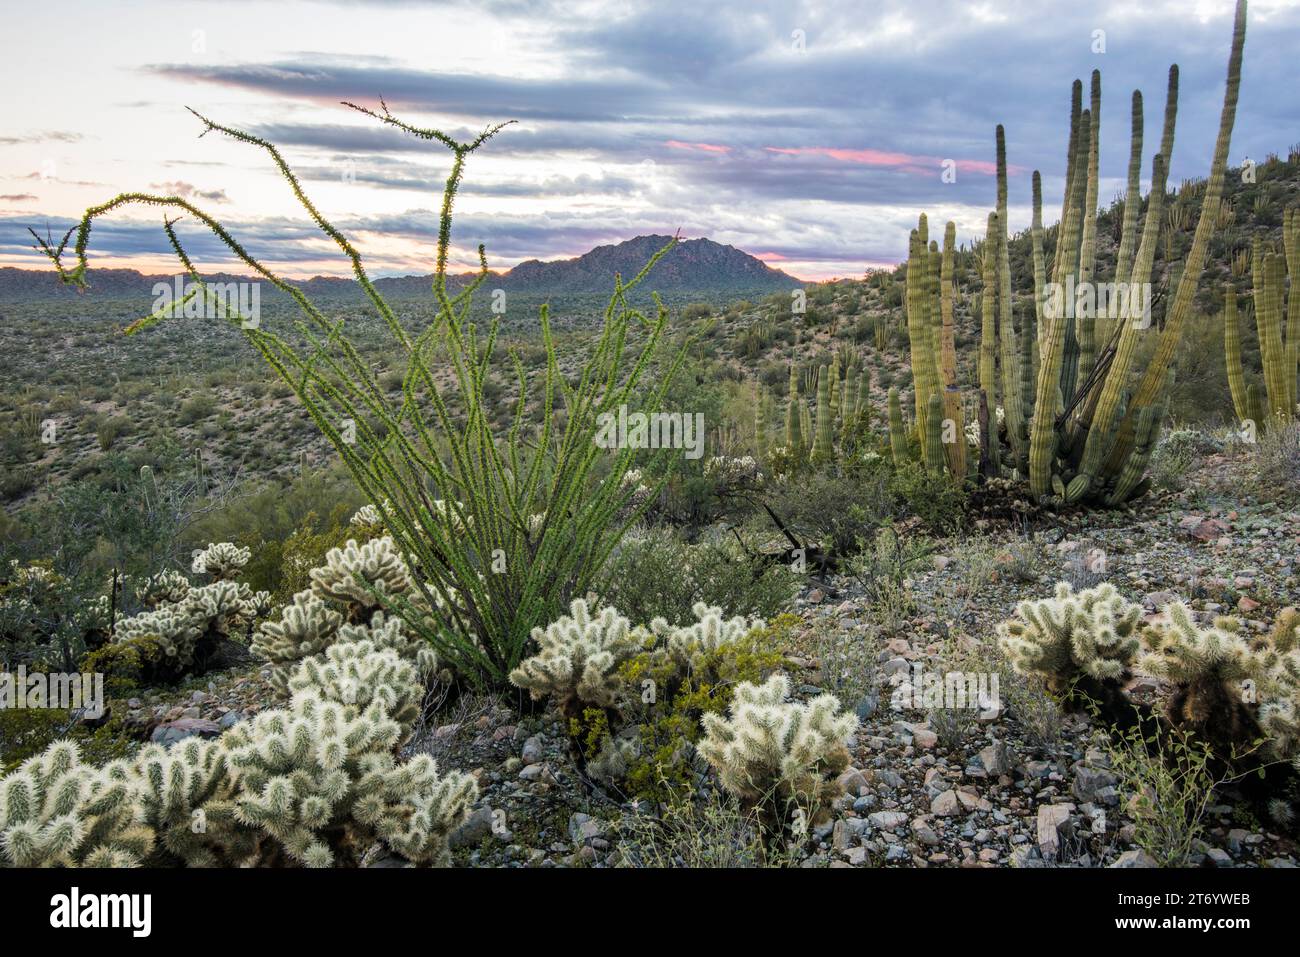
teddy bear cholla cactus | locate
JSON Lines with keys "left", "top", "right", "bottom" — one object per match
{"left": 697, "top": 674, "right": 857, "bottom": 830}
{"left": 509, "top": 599, "right": 647, "bottom": 715}
{"left": 288, "top": 637, "right": 423, "bottom": 730}
{"left": 221, "top": 680, "right": 473, "bottom": 867}
{"left": 128, "top": 737, "right": 259, "bottom": 866}
{"left": 0, "top": 741, "right": 154, "bottom": 867}
{"left": 191, "top": 542, "right": 252, "bottom": 580}
{"left": 652, "top": 602, "right": 759, "bottom": 668}
{"left": 997, "top": 582, "right": 1142, "bottom": 703}
{"left": 252, "top": 590, "right": 345, "bottom": 693}
{"left": 135, "top": 569, "right": 192, "bottom": 607}
{"left": 1139, "top": 602, "right": 1300, "bottom": 762}
{"left": 310, "top": 536, "right": 413, "bottom": 617}
{"left": 2, "top": 634, "right": 475, "bottom": 868}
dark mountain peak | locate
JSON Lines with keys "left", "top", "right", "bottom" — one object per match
{"left": 0, "top": 235, "right": 798, "bottom": 303}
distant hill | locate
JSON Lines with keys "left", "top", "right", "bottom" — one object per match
{"left": 505, "top": 235, "right": 796, "bottom": 295}
{"left": 0, "top": 235, "right": 799, "bottom": 304}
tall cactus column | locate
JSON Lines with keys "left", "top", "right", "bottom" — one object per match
{"left": 939, "top": 221, "right": 966, "bottom": 481}
{"left": 1111, "top": 0, "right": 1247, "bottom": 472}
{"left": 996, "top": 126, "right": 1026, "bottom": 471}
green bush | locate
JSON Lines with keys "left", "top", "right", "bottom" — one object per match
{"left": 598, "top": 526, "right": 799, "bottom": 627}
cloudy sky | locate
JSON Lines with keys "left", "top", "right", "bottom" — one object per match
{"left": 2, "top": 0, "right": 1297, "bottom": 281}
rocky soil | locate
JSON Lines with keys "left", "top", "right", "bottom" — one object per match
{"left": 106, "top": 442, "right": 1300, "bottom": 868}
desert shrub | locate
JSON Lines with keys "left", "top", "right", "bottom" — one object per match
{"left": 1248, "top": 419, "right": 1300, "bottom": 505}
{"left": 1106, "top": 724, "right": 1221, "bottom": 866}
{"left": 598, "top": 526, "right": 798, "bottom": 627}
{"left": 768, "top": 464, "right": 893, "bottom": 558}
{"left": 177, "top": 393, "right": 217, "bottom": 425}
{"left": 847, "top": 525, "right": 930, "bottom": 634}
{"left": 607, "top": 614, "right": 789, "bottom": 805}
{"left": 611, "top": 790, "right": 800, "bottom": 868}
{"left": 887, "top": 460, "right": 967, "bottom": 533}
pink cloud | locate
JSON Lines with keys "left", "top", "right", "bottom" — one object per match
{"left": 764, "top": 146, "right": 1018, "bottom": 177}
{"left": 665, "top": 139, "right": 732, "bottom": 154}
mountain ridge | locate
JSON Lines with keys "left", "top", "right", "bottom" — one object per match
{"left": 0, "top": 235, "right": 801, "bottom": 303}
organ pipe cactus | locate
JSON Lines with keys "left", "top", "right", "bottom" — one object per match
{"left": 887, "top": 387, "right": 908, "bottom": 465}
{"left": 1100, "top": 1, "right": 1246, "bottom": 480}
{"left": 812, "top": 366, "right": 834, "bottom": 466}
{"left": 785, "top": 363, "right": 804, "bottom": 461}
{"left": 995, "top": 126, "right": 1026, "bottom": 468}
{"left": 934, "top": 0, "right": 1244, "bottom": 506}
{"left": 1227, "top": 215, "right": 1299, "bottom": 428}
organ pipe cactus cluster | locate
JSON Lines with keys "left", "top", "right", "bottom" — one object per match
{"left": 1225, "top": 211, "right": 1300, "bottom": 430}
{"left": 899, "top": 0, "right": 1247, "bottom": 506}
{"left": 769, "top": 355, "right": 868, "bottom": 472}
{"left": 900, "top": 215, "right": 964, "bottom": 482}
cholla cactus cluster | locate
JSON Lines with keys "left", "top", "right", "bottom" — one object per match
{"left": 697, "top": 674, "right": 857, "bottom": 826}
{"left": 309, "top": 536, "right": 413, "bottom": 615}
{"left": 107, "top": 552, "right": 269, "bottom": 675}
{"left": 703, "top": 455, "right": 763, "bottom": 486}
{"left": 191, "top": 542, "right": 252, "bottom": 580}
{"left": 997, "top": 581, "right": 1143, "bottom": 695}
{"left": 252, "top": 590, "right": 345, "bottom": 693}
{"left": 1, "top": 629, "right": 475, "bottom": 868}
{"left": 287, "top": 637, "right": 423, "bottom": 729}
{"left": 1140, "top": 601, "right": 1300, "bottom": 761}
{"left": 253, "top": 533, "right": 437, "bottom": 695}
{"left": 653, "top": 602, "right": 759, "bottom": 668}
{"left": 350, "top": 502, "right": 385, "bottom": 531}
{"left": 0, "top": 741, "right": 154, "bottom": 867}
{"left": 1138, "top": 602, "right": 1259, "bottom": 717}
{"left": 509, "top": 599, "right": 647, "bottom": 713}
{"left": 135, "top": 570, "right": 192, "bottom": 607}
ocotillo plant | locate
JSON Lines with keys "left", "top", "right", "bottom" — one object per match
{"left": 32, "top": 103, "right": 693, "bottom": 687}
